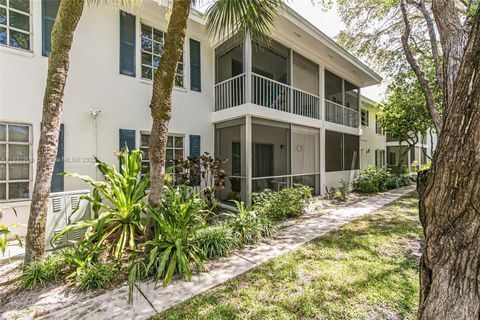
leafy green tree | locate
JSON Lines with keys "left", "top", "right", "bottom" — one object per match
{"left": 325, "top": 0, "right": 480, "bottom": 317}
{"left": 377, "top": 60, "right": 437, "bottom": 169}
{"left": 147, "top": 0, "right": 285, "bottom": 209}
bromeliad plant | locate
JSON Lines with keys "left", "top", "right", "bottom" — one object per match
{"left": 54, "top": 147, "right": 150, "bottom": 260}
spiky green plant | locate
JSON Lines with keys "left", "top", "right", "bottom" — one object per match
{"left": 76, "top": 262, "right": 115, "bottom": 291}
{"left": 53, "top": 146, "right": 150, "bottom": 260}
{"left": 227, "top": 201, "right": 263, "bottom": 246}
{"left": 195, "top": 225, "right": 238, "bottom": 259}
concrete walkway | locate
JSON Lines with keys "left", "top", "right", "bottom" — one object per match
{"left": 43, "top": 186, "right": 415, "bottom": 320}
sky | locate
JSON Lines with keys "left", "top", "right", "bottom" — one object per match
{"left": 195, "top": 0, "right": 384, "bottom": 102}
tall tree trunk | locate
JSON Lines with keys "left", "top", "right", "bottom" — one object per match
{"left": 147, "top": 0, "right": 191, "bottom": 210}
{"left": 417, "top": 9, "right": 480, "bottom": 319}
{"left": 24, "top": 0, "right": 84, "bottom": 264}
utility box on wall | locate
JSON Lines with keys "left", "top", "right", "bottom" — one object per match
{"left": 46, "top": 190, "right": 91, "bottom": 251}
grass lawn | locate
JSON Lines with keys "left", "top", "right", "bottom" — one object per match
{"left": 155, "top": 193, "right": 422, "bottom": 320}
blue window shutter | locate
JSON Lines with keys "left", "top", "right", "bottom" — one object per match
{"left": 189, "top": 39, "right": 201, "bottom": 92}
{"left": 189, "top": 135, "right": 201, "bottom": 186}
{"left": 119, "top": 129, "right": 136, "bottom": 172}
{"left": 120, "top": 11, "right": 136, "bottom": 76}
{"left": 42, "top": 0, "right": 61, "bottom": 57}
{"left": 51, "top": 123, "right": 64, "bottom": 192}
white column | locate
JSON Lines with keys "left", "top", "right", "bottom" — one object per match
{"left": 319, "top": 65, "right": 326, "bottom": 194}
{"left": 289, "top": 49, "right": 294, "bottom": 113}
{"left": 245, "top": 115, "right": 252, "bottom": 205}
{"left": 244, "top": 34, "right": 252, "bottom": 104}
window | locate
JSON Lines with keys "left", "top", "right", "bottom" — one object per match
{"left": 325, "top": 130, "right": 360, "bottom": 172}
{"left": 189, "top": 38, "right": 201, "bottom": 92}
{"left": 375, "top": 114, "right": 383, "bottom": 134}
{"left": 0, "top": 123, "right": 31, "bottom": 201}
{"left": 361, "top": 109, "right": 369, "bottom": 126}
{"left": 375, "top": 149, "right": 386, "bottom": 167}
{"left": 0, "top": 0, "right": 31, "bottom": 51}
{"left": 140, "top": 133, "right": 184, "bottom": 175}
{"left": 140, "top": 23, "right": 184, "bottom": 87}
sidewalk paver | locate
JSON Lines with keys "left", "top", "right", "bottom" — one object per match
{"left": 41, "top": 186, "right": 415, "bottom": 320}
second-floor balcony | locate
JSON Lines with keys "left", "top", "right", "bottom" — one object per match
{"left": 214, "top": 72, "right": 322, "bottom": 120}
{"left": 213, "top": 35, "right": 360, "bottom": 129}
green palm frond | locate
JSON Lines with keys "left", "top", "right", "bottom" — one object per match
{"left": 205, "top": 0, "right": 285, "bottom": 44}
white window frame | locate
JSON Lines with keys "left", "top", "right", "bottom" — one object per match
{"left": 139, "top": 131, "right": 185, "bottom": 176}
{"left": 0, "top": 122, "right": 33, "bottom": 202}
{"left": 0, "top": 0, "right": 33, "bottom": 52}
{"left": 361, "top": 109, "right": 369, "bottom": 126}
{"left": 139, "top": 22, "right": 184, "bottom": 88}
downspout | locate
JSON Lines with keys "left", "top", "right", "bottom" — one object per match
{"left": 90, "top": 108, "right": 101, "bottom": 180}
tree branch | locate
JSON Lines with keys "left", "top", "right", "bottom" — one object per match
{"left": 408, "top": 0, "right": 444, "bottom": 91}
{"left": 431, "top": 0, "right": 467, "bottom": 111}
{"left": 400, "top": 0, "right": 443, "bottom": 134}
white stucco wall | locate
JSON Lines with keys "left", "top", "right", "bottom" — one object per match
{"left": 359, "top": 100, "right": 386, "bottom": 169}
{"left": 1, "top": 2, "right": 383, "bottom": 229}
{"left": 0, "top": 3, "right": 215, "bottom": 227}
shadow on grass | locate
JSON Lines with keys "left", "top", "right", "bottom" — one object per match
{"left": 155, "top": 194, "right": 422, "bottom": 320}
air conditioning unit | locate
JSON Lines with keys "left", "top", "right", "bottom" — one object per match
{"left": 46, "top": 190, "right": 91, "bottom": 251}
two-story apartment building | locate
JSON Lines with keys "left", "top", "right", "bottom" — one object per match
{"left": 1, "top": 0, "right": 382, "bottom": 229}
{"left": 359, "top": 96, "right": 435, "bottom": 171}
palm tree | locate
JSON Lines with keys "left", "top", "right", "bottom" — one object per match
{"left": 24, "top": 0, "right": 85, "bottom": 264}
{"left": 147, "top": 0, "right": 285, "bottom": 210}
{"left": 24, "top": 0, "right": 140, "bottom": 264}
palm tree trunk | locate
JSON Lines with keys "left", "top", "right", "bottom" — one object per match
{"left": 24, "top": 0, "right": 84, "bottom": 264}
{"left": 147, "top": 0, "right": 191, "bottom": 209}
{"left": 417, "top": 10, "right": 480, "bottom": 318}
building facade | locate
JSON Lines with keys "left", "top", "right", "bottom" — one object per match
{"left": 359, "top": 96, "right": 435, "bottom": 171}
{"left": 1, "top": 0, "right": 382, "bottom": 230}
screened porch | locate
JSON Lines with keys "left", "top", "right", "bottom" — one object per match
{"left": 213, "top": 35, "right": 360, "bottom": 128}
{"left": 215, "top": 117, "right": 320, "bottom": 204}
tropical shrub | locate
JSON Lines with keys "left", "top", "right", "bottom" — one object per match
{"left": 0, "top": 223, "right": 23, "bottom": 256}
{"left": 353, "top": 166, "right": 391, "bottom": 193}
{"left": 227, "top": 201, "right": 263, "bottom": 246}
{"left": 327, "top": 179, "right": 350, "bottom": 201}
{"left": 257, "top": 216, "right": 277, "bottom": 238}
{"left": 137, "top": 185, "right": 209, "bottom": 286}
{"left": 76, "top": 262, "right": 115, "bottom": 291}
{"left": 384, "top": 174, "right": 400, "bottom": 190}
{"left": 0, "top": 208, "right": 24, "bottom": 256}
{"left": 420, "top": 160, "right": 432, "bottom": 171}
{"left": 172, "top": 152, "right": 228, "bottom": 208}
{"left": 252, "top": 184, "right": 312, "bottom": 220}
{"left": 18, "top": 252, "right": 70, "bottom": 289}
{"left": 54, "top": 147, "right": 150, "bottom": 260}
{"left": 61, "top": 237, "right": 106, "bottom": 280}
{"left": 353, "top": 166, "right": 411, "bottom": 193}
{"left": 194, "top": 225, "right": 237, "bottom": 259}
